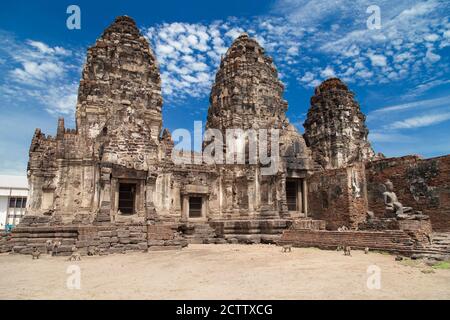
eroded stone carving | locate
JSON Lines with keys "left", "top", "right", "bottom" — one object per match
{"left": 304, "top": 78, "right": 376, "bottom": 169}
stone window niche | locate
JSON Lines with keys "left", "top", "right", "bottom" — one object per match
{"left": 118, "top": 183, "right": 136, "bottom": 215}
{"left": 286, "top": 179, "right": 307, "bottom": 214}
{"left": 41, "top": 189, "right": 54, "bottom": 210}
{"left": 189, "top": 197, "right": 203, "bottom": 218}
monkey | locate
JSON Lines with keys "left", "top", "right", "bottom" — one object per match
{"left": 52, "top": 241, "right": 61, "bottom": 256}
{"left": 336, "top": 245, "right": 344, "bottom": 251}
{"left": 344, "top": 246, "right": 352, "bottom": 256}
{"left": 31, "top": 247, "right": 41, "bottom": 260}
{"left": 281, "top": 245, "right": 292, "bottom": 253}
{"left": 395, "top": 255, "right": 403, "bottom": 261}
{"left": 87, "top": 247, "right": 99, "bottom": 256}
{"left": 68, "top": 245, "right": 81, "bottom": 261}
{"left": 68, "top": 252, "right": 81, "bottom": 261}
{"left": 45, "top": 240, "right": 53, "bottom": 255}
{"left": 364, "top": 247, "right": 370, "bottom": 254}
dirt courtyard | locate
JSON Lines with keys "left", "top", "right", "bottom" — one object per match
{"left": 0, "top": 244, "right": 449, "bottom": 300}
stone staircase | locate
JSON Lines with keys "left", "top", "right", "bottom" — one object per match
{"left": 209, "top": 219, "right": 293, "bottom": 244}
{"left": 0, "top": 215, "right": 79, "bottom": 256}
{"left": 7, "top": 226, "right": 78, "bottom": 256}
{"left": 182, "top": 223, "right": 220, "bottom": 244}
{"left": 411, "top": 232, "right": 450, "bottom": 261}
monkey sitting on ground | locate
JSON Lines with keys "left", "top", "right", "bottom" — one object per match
{"left": 281, "top": 245, "right": 292, "bottom": 253}
{"left": 336, "top": 245, "right": 344, "bottom": 251}
{"left": 45, "top": 240, "right": 53, "bottom": 255}
{"left": 365, "top": 247, "right": 370, "bottom": 254}
{"left": 52, "top": 241, "right": 61, "bottom": 256}
{"left": 344, "top": 246, "right": 352, "bottom": 256}
{"left": 87, "top": 247, "right": 99, "bottom": 256}
{"left": 31, "top": 247, "right": 41, "bottom": 260}
{"left": 68, "top": 246, "right": 81, "bottom": 261}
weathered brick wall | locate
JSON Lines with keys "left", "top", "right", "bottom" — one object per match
{"left": 279, "top": 229, "right": 416, "bottom": 254}
{"left": 147, "top": 224, "right": 188, "bottom": 250}
{"left": 398, "top": 219, "right": 433, "bottom": 244}
{"left": 0, "top": 231, "right": 11, "bottom": 253}
{"left": 366, "top": 155, "right": 450, "bottom": 232}
{"left": 76, "top": 224, "right": 148, "bottom": 255}
{"left": 308, "top": 163, "right": 368, "bottom": 230}
{"left": 0, "top": 221, "right": 187, "bottom": 255}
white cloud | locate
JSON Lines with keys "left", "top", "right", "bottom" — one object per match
{"left": 425, "top": 49, "right": 441, "bottom": 63}
{"left": 370, "top": 95, "right": 450, "bottom": 115}
{"left": 142, "top": 0, "right": 449, "bottom": 100}
{"left": 388, "top": 112, "right": 450, "bottom": 129}
{"left": 320, "top": 66, "right": 335, "bottom": 78}
{"left": 27, "top": 40, "right": 71, "bottom": 56}
{"left": 369, "top": 132, "right": 415, "bottom": 143}
{"left": 367, "top": 53, "right": 387, "bottom": 67}
{"left": 424, "top": 33, "right": 439, "bottom": 42}
{"left": 0, "top": 32, "right": 80, "bottom": 116}
{"left": 11, "top": 61, "right": 65, "bottom": 85}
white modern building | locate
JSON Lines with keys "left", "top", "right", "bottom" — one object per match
{"left": 0, "top": 175, "right": 28, "bottom": 231}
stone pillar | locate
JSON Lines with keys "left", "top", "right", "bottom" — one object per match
{"left": 297, "top": 180, "right": 303, "bottom": 214}
{"left": 145, "top": 176, "right": 157, "bottom": 220}
{"left": 202, "top": 197, "right": 208, "bottom": 219}
{"left": 247, "top": 175, "right": 255, "bottom": 214}
{"left": 181, "top": 195, "right": 189, "bottom": 222}
{"left": 279, "top": 173, "right": 288, "bottom": 217}
{"left": 138, "top": 179, "right": 146, "bottom": 216}
{"left": 111, "top": 178, "right": 118, "bottom": 216}
{"left": 98, "top": 166, "right": 112, "bottom": 222}
{"left": 303, "top": 179, "right": 308, "bottom": 217}
{"left": 254, "top": 168, "right": 260, "bottom": 211}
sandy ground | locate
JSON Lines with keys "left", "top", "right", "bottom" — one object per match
{"left": 0, "top": 244, "right": 449, "bottom": 300}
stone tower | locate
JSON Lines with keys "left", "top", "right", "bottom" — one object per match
{"left": 303, "top": 78, "right": 375, "bottom": 169}
{"left": 75, "top": 16, "right": 163, "bottom": 142}
{"left": 205, "top": 33, "right": 313, "bottom": 219}
{"left": 206, "top": 33, "right": 289, "bottom": 132}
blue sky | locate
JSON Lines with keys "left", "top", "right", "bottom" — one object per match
{"left": 0, "top": 0, "right": 449, "bottom": 175}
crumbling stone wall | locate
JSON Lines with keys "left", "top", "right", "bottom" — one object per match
{"left": 279, "top": 229, "right": 417, "bottom": 254}
{"left": 308, "top": 163, "right": 368, "bottom": 230}
{"left": 0, "top": 218, "right": 187, "bottom": 256}
{"left": 366, "top": 155, "right": 450, "bottom": 231}
{"left": 0, "top": 231, "right": 11, "bottom": 253}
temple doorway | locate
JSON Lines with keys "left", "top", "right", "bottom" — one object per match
{"left": 189, "top": 197, "right": 203, "bottom": 218}
{"left": 286, "top": 179, "right": 304, "bottom": 212}
{"left": 118, "top": 183, "right": 136, "bottom": 214}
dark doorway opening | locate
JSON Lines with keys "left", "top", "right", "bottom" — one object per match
{"left": 119, "top": 183, "right": 136, "bottom": 215}
{"left": 189, "top": 197, "right": 202, "bottom": 218}
{"left": 286, "top": 180, "right": 298, "bottom": 211}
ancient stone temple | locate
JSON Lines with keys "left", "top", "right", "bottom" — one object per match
{"left": 2, "top": 16, "right": 449, "bottom": 258}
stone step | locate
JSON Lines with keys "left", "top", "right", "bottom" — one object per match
{"left": 224, "top": 234, "right": 281, "bottom": 244}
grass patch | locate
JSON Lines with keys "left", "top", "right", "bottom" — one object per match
{"left": 432, "top": 261, "right": 450, "bottom": 270}
{"left": 399, "top": 258, "right": 422, "bottom": 268}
